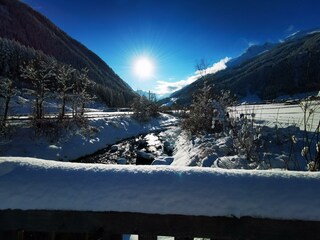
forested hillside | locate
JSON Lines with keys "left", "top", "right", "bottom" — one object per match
{"left": 0, "top": 0, "right": 136, "bottom": 106}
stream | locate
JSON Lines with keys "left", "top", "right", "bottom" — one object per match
{"left": 74, "top": 126, "right": 181, "bottom": 165}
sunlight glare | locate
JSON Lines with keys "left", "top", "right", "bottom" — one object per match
{"left": 134, "top": 57, "right": 154, "bottom": 79}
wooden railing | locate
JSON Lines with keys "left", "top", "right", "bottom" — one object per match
{"left": 1, "top": 210, "right": 320, "bottom": 240}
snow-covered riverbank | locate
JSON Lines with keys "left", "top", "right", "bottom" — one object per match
{"left": 0, "top": 113, "right": 178, "bottom": 161}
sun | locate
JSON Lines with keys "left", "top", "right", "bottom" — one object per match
{"left": 134, "top": 56, "right": 154, "bottom": 79}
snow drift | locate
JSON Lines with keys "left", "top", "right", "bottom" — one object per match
{"left": 1, "top": 157, "right": 320, "bottom": 221}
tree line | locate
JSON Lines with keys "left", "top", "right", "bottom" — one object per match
{"left": 0, "top": 55, "right": 94, "bottom": 127}
{"left": 0, "top": 37, "right": 134, "bottom": 108}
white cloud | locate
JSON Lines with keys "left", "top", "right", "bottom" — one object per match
{"left": 155, "top": 57, "right": 230, "bottom": 96}
{"left": 155, "top": 75, "right": 198, "bottom": 96}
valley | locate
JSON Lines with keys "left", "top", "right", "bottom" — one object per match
{"left": 1, "top": 0, "right": 320, "bottom": 239}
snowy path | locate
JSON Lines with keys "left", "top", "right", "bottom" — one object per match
{"left": 6, "top": 111, "right": 133, "bottom": 122}
{"left": 1, "top": 157, "right": 320, "bottom": 221}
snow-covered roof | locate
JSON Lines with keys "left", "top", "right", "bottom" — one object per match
{"left": 1, "top": 157, "right": 320, "bottom": 221}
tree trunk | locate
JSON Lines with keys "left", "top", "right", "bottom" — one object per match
{"left": 35, "top": 98, "right": 40, "bottom": 119}
{"left": 2, "top": 96, "right": 10, "bottom": 126}
{"left": 81, "top": 102, "right": 85, "bottom": 116}
{"left": 61, "top": 97, "right": 66, "bottom": 118}
{"left": 39, "top": 99, "right": 43, "bottom": 119}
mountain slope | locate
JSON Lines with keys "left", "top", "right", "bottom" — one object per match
{"left": 168, "top": 31, "right": 320, "bottom": 105}
{"left": 227, "top": 42, "right": 277, "bottom": 68}
{"left": 0, "top": 0, "right": 136, "bottom": 106}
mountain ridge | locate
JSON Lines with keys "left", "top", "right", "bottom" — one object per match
{"left": 0, "top": 0, "right": 136, "bottom": 106}
{"left": 227, "top": 42, "right": 277, "bottom": 68}
{"left": 164, "top": 30, "right": 320, "bottom": 105}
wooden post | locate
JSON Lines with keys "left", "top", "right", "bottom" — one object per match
{"left": 17, "top": 230, "right": 24, "bottom": 240}
{"left": 84, "top": 232, "right": 90, "bottom": 240}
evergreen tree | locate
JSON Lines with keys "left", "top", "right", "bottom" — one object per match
{"left": 182, "top": 82, "right": 214, "bottom": 134}
{"left": 131, "top": 95, "right": 160, "bottom": 122}
{"left": 131, "top": 96, "right": 150, "bottom": 122}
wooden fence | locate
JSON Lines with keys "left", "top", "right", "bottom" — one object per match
{"left": 1, "top": 210, "right": 320, "bottom": 240}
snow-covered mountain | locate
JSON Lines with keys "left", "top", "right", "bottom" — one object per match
{"left": 284, "top": 27, "right": 320, "bottom": 42}
{"left": 161, "top": 29, "right": 320, "bottom": 105}
{"left": 226, "top": 27, "right": 320, "bottom": 70}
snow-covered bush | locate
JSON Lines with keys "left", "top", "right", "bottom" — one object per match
{"left": 182, "top": 82, "right": 237, "bottom": 135}
{"left": 131, "top": 96, "right": 160, "bottom": 122}
{"left": 232, "top": 115, "right": 260, "bottom": 161}
{"left": 31, "top": 116, "right": 91, "bottom": 143}
{"left": 299, "top": 99, "right": 320, "bottom": 171}
{"left": 226, "top": 111, "right": 306, "bottom": 170}
{"left": 32, "top": 118, "right": 63, "bottom": 142}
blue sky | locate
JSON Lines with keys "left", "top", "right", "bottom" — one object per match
{"left": 24, "top": 0, "right": 320, "bottom": 96}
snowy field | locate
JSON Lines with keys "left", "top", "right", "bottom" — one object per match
{"left": 1, "top": 157, "right": 320, "bottom": 221}
{"left": 3, "top": 96, "right": 133, "bottom": 122}
{"left": 230, "top": 100, "right": 320, "bottom": 131}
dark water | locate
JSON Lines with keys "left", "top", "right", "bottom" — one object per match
{"left": 73, "top": 127, "right": 177, "bottom": 165}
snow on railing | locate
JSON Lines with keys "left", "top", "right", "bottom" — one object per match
{"left": 1, "top": 157, "right": 320, "bottom": 221}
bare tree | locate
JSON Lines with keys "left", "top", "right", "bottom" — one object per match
{"left": 0, "top": 77, "right": 18, "bottom": 126}
{"left": 21, "top": 57, "right": 56, "bottom": 119}
{"left": 56, "top": 64, "right": 75, "bottom": 118}
{"left": 195, "top": 58, "right": 209, "bottom": 78}
{"left": 72, "top": 68, "right": 95, "bottom": 117}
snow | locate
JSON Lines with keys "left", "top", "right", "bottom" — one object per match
{"left": 1, "top": 101, "right": 320, "bottom": 222}
{"left": 1, "top": 157, "right": 320, "bottom": 221}
{"left": 0, "top": 113, "right": 178, "bottom": 161}
{"left": 231, "top": 101, "right": 320, "bottom": 131}
{"left": 170, "top": 105, "right": 318, "bottom": 171}
{"left": 308, "top": 30, "right": 320, "bottom": 35}
{"left": 161, "top": 98, "right": 178, "bottom": 107}
{"left": 172, "top": 133, "right": 234, "bottom": 167}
